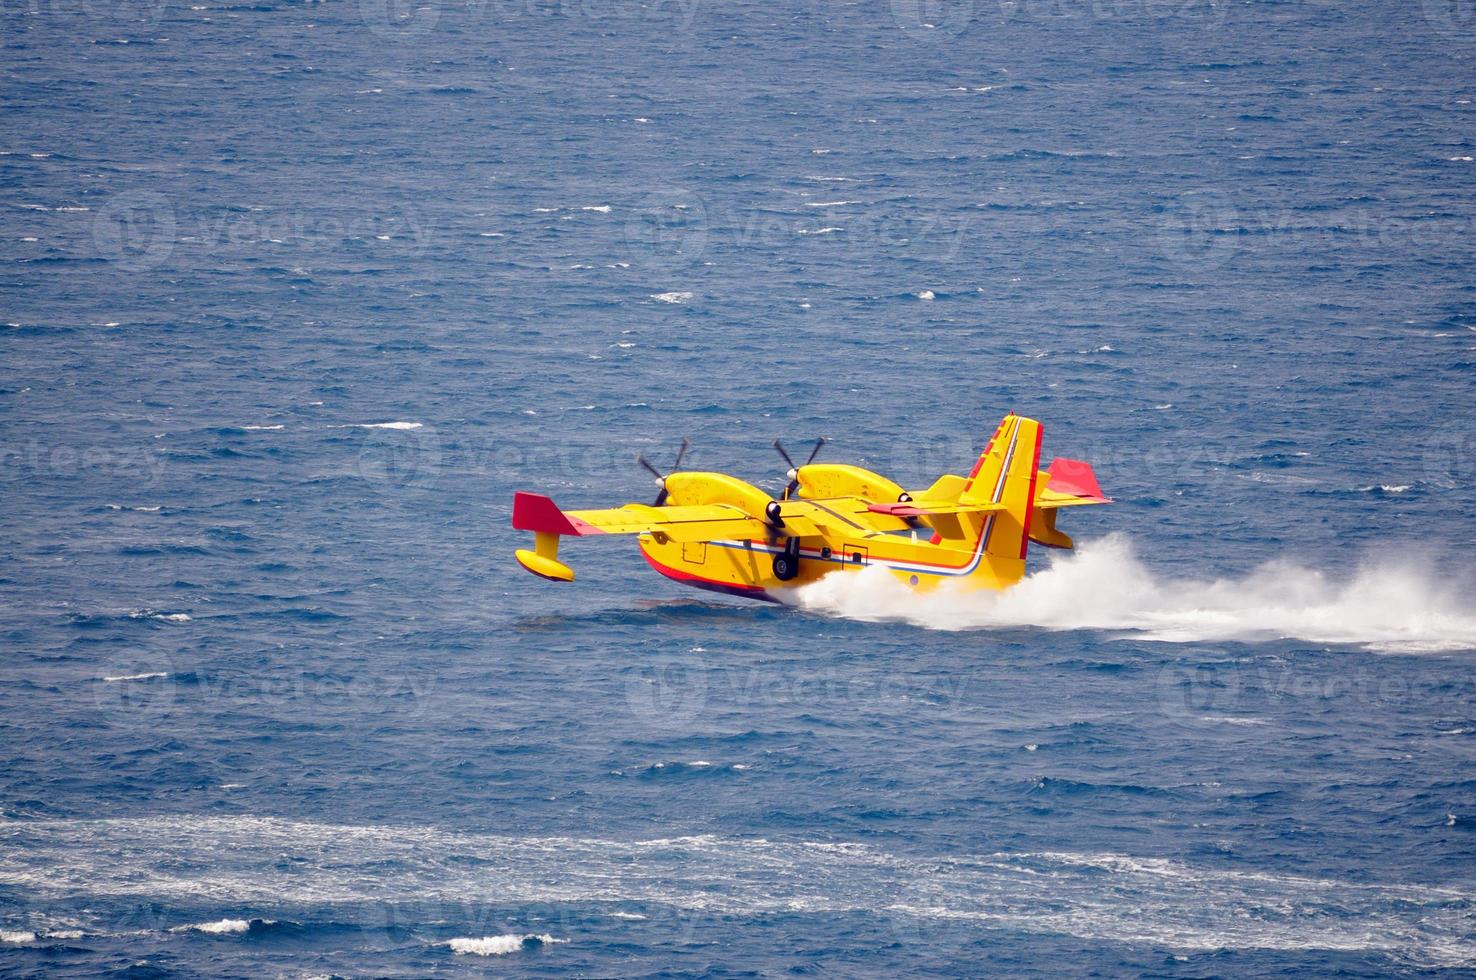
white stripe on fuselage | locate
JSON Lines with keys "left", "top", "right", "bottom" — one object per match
{"left": 702, "top": 418, "right": 1021, "bottom": 580}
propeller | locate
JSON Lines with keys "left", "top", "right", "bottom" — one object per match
{"left": 772, "top": 436, "right": 826, "bottom": 499}
{"left": 636, "top": 437, "right": 690, "bottom": 506}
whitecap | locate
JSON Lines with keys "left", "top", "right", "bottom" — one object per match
{"left": 446, "top": 934, "right": 564, "bottom": 956}
{"left": 581, "top": 205, "right": 611, "bottom": 213}
{"left": 805, "top": 200, "right": 856, "bottom": 207}
{"left": 333, "top": 421, "right": 423, "bottom": 430}
{"left": 103, "top": 672, "right": 169, "bottom": 683}
{"left": 797, "top": 226, "right": 841, "bottom": 235}
{"left": 0, "top": 931, "right": 36, "bottom": 944}
{"left": 650, "top": 291, "right": 693, "bottom": 304}
{"left": 170, "top": 919, "right": 253, "bottom": 934}
{"left": 7, "top": 816, "right": 1475, "bottom": 967}
{"left": 241, "top": 424, "right": 284, "bottom": 431}
{"left": 916, "top": 290, "right": 935, "bottom": 300}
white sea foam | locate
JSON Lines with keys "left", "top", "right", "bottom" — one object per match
{"left": 446, "top": 933, "right": 564, "bottom": 955}
{"left": 916, "top": 289, "right": 935, "bottom": 300}
{"left": 241, "top": 424, "right": 284, "bottom": 431}
{"left": 127, "top": 610, "right": 191, "bottom": 623}
{"left": 789, "top": 535, "right": 1476, "bottom": 653}
{"left": 805, "top": 200, "right": 856, "bottom": 207}
{"left": 332, "top": 421, "right": 422, "bottom": 430}
{"left": 581, "top": 205, "right": 611, "bottom": 213}
{"left": 2, "top": 815, "right": 1471, "bottom": 966}
{"left": 0, "top": 931, "right": 36, "bottom": 943}
{"left": 170, "top": 918, "right": 253, "bottom": 934}
{"left": 103, "top": 672, "right": 168, "bottom": 683}
{"left": 650, "top": 291, "right": 693, "bottom": 303}
{"left": 797, "top": 226, "right": 841, "bottom": 235}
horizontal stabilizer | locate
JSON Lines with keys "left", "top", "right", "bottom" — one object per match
{"left": 1036, "top": 458, "right": 1111, "bottom": 508}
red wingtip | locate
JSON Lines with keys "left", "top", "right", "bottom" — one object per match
{"left": 511, "top": 492, "right": 579, "bottom": 535}
{"left": 1046, "top": 458, "right": 1110, "bottom": 502}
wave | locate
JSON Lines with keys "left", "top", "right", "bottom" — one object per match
{"left": 126, "top": 610, "right": 191, "bottom": 623}
{"left": 170, "top": 918, "right": 253, "bottom": 934}
{"left": 2, "top": 815, "right": 1471, "bottom": 966}
{"left": 788, "top": 535, "right": 1476, "bottom": 653}
{"left": 328, "top": 421, "right": 422, "bottom": 430}
{"left": 103, "top": 671, "right": 169, "bottom": 683}
{"left": 446, "top": 934, "right": 565, "bottom": 956}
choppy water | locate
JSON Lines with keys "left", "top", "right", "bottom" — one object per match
{"left": 3, "top": 0, "right": 1476, "bottom": 975}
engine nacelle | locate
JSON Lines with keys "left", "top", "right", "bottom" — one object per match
{"left": 794, "top": 463, "right": 907, "bottom": 503}
{"left": 663, "top": 471, "right": 775, "bottom": 518}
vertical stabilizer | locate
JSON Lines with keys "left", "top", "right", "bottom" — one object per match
{"left": 957, "top": 414, "right": 1043, "bottom": 582}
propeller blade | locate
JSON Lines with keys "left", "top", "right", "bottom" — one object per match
{"left": 636, "top": 454, "right": 664, "bottom": 482}
{"left": 772, "top": 439, "right": 798, "bottom": 471}
{"left": 672, "top": 437, "right": 691, "bottom": 472}
{"left": 804, "top": 436, "right": 827, "bottom": 466}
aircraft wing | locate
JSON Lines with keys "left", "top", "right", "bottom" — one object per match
{"left": 514, "top": 491, "right": 823, "bottom": 544}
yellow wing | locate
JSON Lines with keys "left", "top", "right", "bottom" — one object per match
{"left": 563, "top": 502, "right": 772, "bottom": 543}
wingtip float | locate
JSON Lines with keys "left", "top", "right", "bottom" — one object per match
{"left": 512, "top": 413, "right": 1110, "bottom": 602}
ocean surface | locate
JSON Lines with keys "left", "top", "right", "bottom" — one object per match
{"left": 3, "top": 0, "right": 1476, "bottom": 975}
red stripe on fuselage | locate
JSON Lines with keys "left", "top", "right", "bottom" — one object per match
{"left": 640, "top": 548, "right": 779, "bottom": 603}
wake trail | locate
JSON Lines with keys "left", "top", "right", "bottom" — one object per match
{"left": 789, "top": 535, "right": 1476, "bottom": 653}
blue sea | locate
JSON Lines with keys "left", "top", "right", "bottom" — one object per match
{"left": 3, "top": 0, "right": 1476, "bottom": 975}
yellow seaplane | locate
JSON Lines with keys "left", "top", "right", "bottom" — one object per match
{"left": 512, "top": 413, "right": 1109, "bottom": 601}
